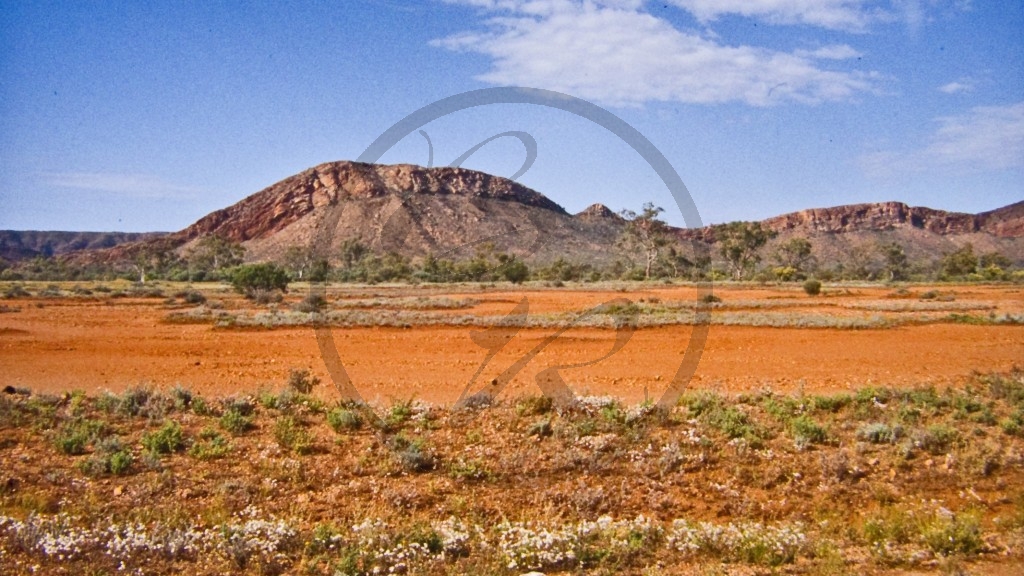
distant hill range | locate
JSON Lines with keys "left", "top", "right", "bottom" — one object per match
{"left": 5, "top": 161, "right": 1023, "bottom": 267}
{"left": 0, "top": 231, "right": 166, "bottom": 263}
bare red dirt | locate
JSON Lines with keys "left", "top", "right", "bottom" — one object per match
{"left": 2, "top": 283, "right": 1021, "bottom": 403}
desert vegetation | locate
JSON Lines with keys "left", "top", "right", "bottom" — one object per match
{"left": 2, "top": 369, "right": 1023, "bottom": 574}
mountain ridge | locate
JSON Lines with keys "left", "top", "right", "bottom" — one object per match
{"left": 3, "top": 161, "right": 1022, "bottom": 267}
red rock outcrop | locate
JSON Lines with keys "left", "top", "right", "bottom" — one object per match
{"left": 174, "top": 161, "right": 567, "bottom": 244}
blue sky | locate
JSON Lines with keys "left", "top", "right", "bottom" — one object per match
{"left": 1, "top": 0, "right": 1021, "bottom": 231}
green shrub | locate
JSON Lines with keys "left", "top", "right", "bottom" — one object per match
{"left": 219, "top": 408, "right": 253, "bottom": 435}
{"left": 174, "top": 289, "right": 206, "bottom": 304}
{"left": 274, "top": 416, "right": 313, "bottom": 454}
{"left": 188, "top": 433, "right": 231, "bottom": 460}
{"left": 699, "top": 293, "right": 722, "bottom": 304}
{"left": 913, "top": 424, "right": 958, "bottom": 454}
{"left": 803, "top": 279, "right": 822, "bottom": 296}
{"left": 293, "top": 293, "right": 327, "bottom": 313}
{"left": 856, "top": 422, "right": 902, "bottom": 444}
{"left": 230, "top": 263, "right": 290, "bottom": 298}
{"left": 920, "top": 511, "right": 983, "bottom": 556}
{"left": 326, "top": 408, "right": 362, "bottom": 433}
{"left": 791, "top": 415, "right": 827, "bottom": 446}
{"left": 142, "top": 420, "right": 185, "bottom": 455}
{"left": 79, "top": 437, "right": 133, "bottom": 476}
{"left": 54, "top": 420, "right": 103, "bottom": 455}
{"left": 811, "top": 394, "right": 851, "bottom": 413}
{"left": 389, "top": 434, "right": 435, "bottom": 473}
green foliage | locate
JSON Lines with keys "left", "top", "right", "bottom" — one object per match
{"left": 774, "top": 237, "right": 813, "bottom": 275}
{"left": 941, "top": 244, "right": 978, "bottom": 278}
{"left": 791, "top": 415, "right": 828, "bottom": 446}
{"left": 683, "top": 391, "right": 767, "bottom": 446}
{"left": 810, "top": 394, "right": 851, "bottom": 413}
{"left": 142, "top": 420, "right": 185, "bottom": 456}
{"left": 499, "top": 254, "right": 530, "bottom": 284}
{"left": 185, "top": 235, "right": 245, "bottom": 280}
{"left": 617, "top": 202, "right": 671, "bottom": 280}
{"left": 78, "top": 436, "right": 133, "bottom": 476}
{"left": 326, "top": 407, "right": 363, "bottom": 432}
{"left": 188, "top": 432, "right": 231, "bottom": 460}
{"left": 219, "top": 408, "right": 253, "bottom": 435}
{"left": 274, "top": 415, "right": 313, "bottom": 454}
{"left": 716, "top": 221, "right": 776, "bottom": 280}
{"left": 803, "top": 279, "right": 822, "bottom": 296}
{"left": 230, "top": 263, "right": 290, "bottom": 298}
{"left": 856, "top": 422, "right": 902, "bottom": 444}
{"left": 389, "top": 434, "right": 435, "bottom": 472}
{"left": 53, "top": 419, "right": 105, "bottom": 455}
{"left": 912, "top": 424, "right": 958, "bottom": 454}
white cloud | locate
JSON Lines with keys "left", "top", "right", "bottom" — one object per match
{"left": 434, "top": 0, "right": 878, "bottom": 107}
{"left": 795, "top": 44, "right": 862, "bottom": 60}
{"left": 42, "top": 172, "right": 201, "bottom": 199}
{"left": 938, "top": 80, "right": 973, "bottom": 94}
{"left": 861, "top": 102, "right": 1024, "bottom": 177}
{"left": 667, "top": 0, "right": 889, "bottom": 32}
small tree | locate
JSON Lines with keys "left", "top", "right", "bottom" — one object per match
{"left": 879, "top": 242, "right": 908, "bottom": 281}
{"left": 941, "top": 244, "right": 978, "bottom": 278}
{"left": 617, "top": 202, "right": 670, "bottom": 280}
{"left": 497, "top": 254, "right": 530, "bottom": 284}
{"left": 774, "top": 237, "right": 813, "bottom": 275}
{"left": 230, "top": 263, "right": 289, "bottom": 298}
{"left": 716, "top": 221, "right": 776, "bottom": 280}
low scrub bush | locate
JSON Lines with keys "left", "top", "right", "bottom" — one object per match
{"left": 326, "top": 407, "right": 362, "bottom": 433}
{"left": 274, "top": 416, "right": 313, "bottom": 454}
{"left": 142, "top": 420, "right": 185, "bottom": 456}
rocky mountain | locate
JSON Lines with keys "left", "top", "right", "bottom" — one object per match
{"left": 0, "top": 231, "right": 166, "bottom": 263}
{"left": 18, "top": 160, "right": 1024, "bottom": 269}
{"left": 169, "top": 161, "right": 626, "bottom": 265}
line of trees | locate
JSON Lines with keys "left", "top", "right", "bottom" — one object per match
{"left": 1, "top": 211, "right": 1020, "bottom": 284}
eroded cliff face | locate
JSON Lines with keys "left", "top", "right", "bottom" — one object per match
{"left": 175, "top": 161, "right": 567, "bottom": 244}
{"left": 763, "top": 202, "right": 973, "bottom": 235}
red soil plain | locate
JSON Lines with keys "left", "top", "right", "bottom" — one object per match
{"left": 2, "top": 282, "right": 1022, "bottom": 403}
